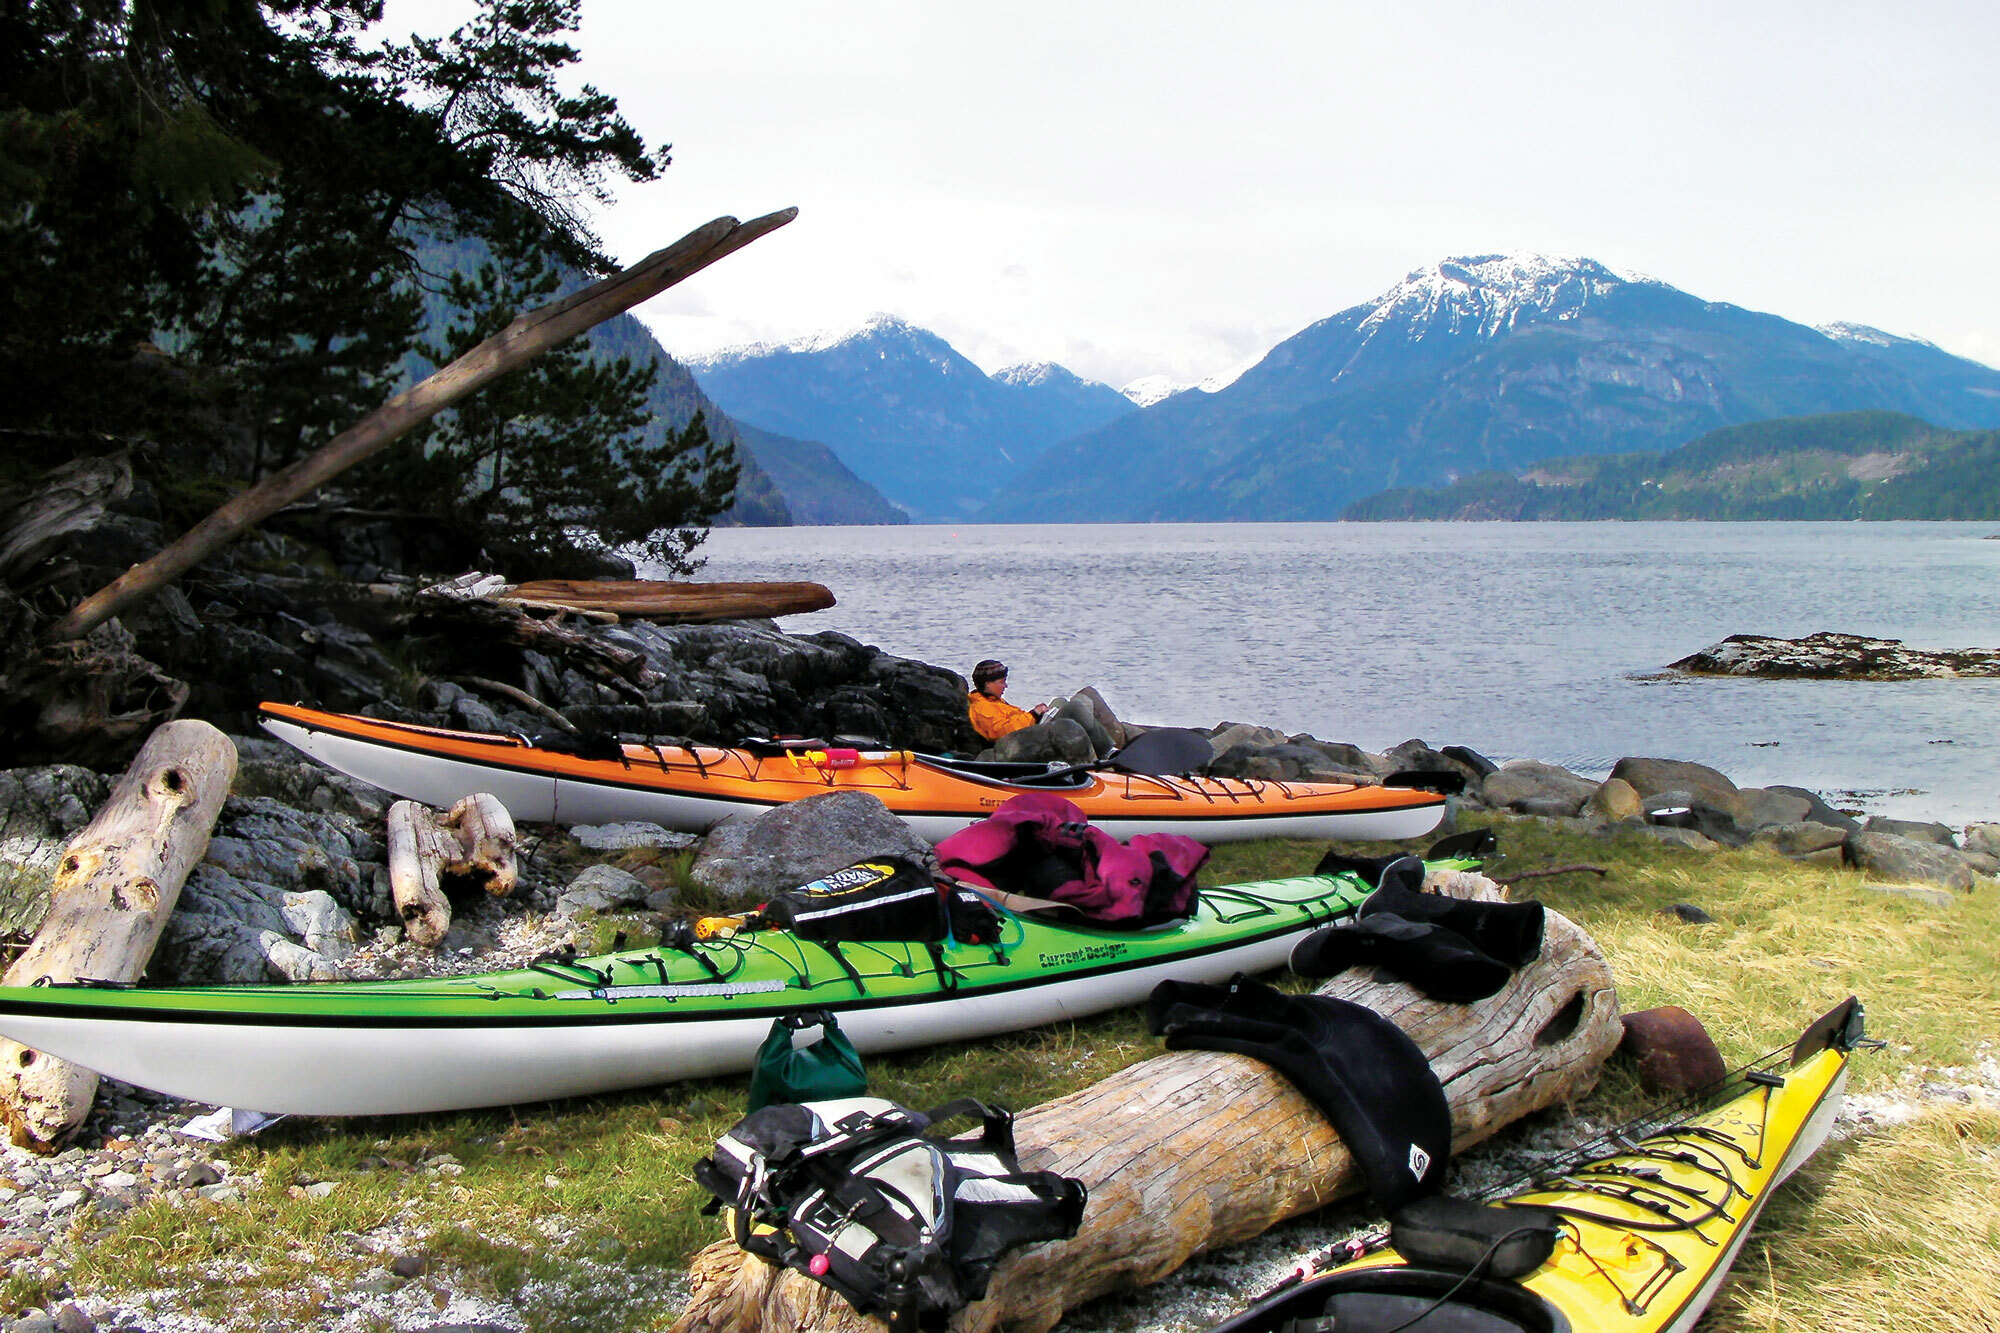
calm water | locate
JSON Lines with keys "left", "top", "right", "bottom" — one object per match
{"left": 662, "top": 522, "right": 2000, "bottom": 825}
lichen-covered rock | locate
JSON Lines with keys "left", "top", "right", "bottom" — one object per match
{"left": 691, "top": 791, "right": 934, "bottom": 901}
{"left": 1967, "top": 823, "right": 2000, "bottom": 858}
{"left": 572, "top": 822, "right": 698, "bottom": 853}
{"left": 992, "top": 717, "right": 1094, "bottom": 765}
{"left": 1844, "top": 830, "right": 1975, "bottom": 890}
{"left": 0, "top": 765, "right": 112, "bottom": 937}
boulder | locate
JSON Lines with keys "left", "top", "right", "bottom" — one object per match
{"left": 1584, "top": 778, "right": 1643, "bottom": 822}
{"left": 1737, "top": 787, "right": 1813, "bottom": 830}
{"left": 557, "top": 864, "right": 652, "bottom": 916}
{"left": 1069, "top": 686, "right": 1128, "bottom": 751}
{"left": 1765, "top": 785, "right": 1860, "bottom": 832}
{"left": 1844, "top": 830, "right": 1975, "bottom": 891}
{"left": 690, "top": 791, "right": 935, "bottom": 901}
{"left": 1966, "top": 824, "right": 2000, "bottom": 859}
{"left": 1752, "top": 822, "right": 1849, "bottom": 860}
{"left": 1862, "top": 815, "right": 1958, "bottom": 847}
{"left": 992, "top": 717, "right": 1095, "bottom": 765}
{"left": 1962, "top": 851, "right": 1999, "bottom": 878}
{"left": 1482, "top": 761, "right": 1597, "bottom": 816}
{"left": 1619, "top": 1006, "right": 1727, "bottom": 1095}
{"left": 1608, "top": 757, "right": 1749, "bottom": 823}
{"left": 1632, "top": 825, "right": 1720, "bottom": 852}
{"left": 1206, "top": 722, "right": 1288, "bottom": 759}
{"left": 1382, "top": 739, "right": 1488, "bottom": 789}
{"left": 1294, "top": 739, "right": 1393, "bottom": 777}
{"left": 0, "top": 764, "right": 112, "bottom": 937}
{"left": 1640, "top": 789, "right": 1749, "bottom": 846}
{"left": 1209, "top": 743, "right": 1372, "bottom": 784}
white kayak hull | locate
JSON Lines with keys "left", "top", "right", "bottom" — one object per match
{"left": 261, "top": 716, "right": 1446, "bottom": 844}
{"left": 0, "top": 932, "right": 1304, "bottom": 1117}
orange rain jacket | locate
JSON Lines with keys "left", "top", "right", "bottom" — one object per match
{"left": 968, "top": 691, "right": 1037, "bottom": 741}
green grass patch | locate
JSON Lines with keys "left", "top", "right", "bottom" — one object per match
{"left": 43, "top": 815, "right": 2000, "bottom": 1330}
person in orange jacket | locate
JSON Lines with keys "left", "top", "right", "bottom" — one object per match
{"left": 967, "top": 659, "right": 1048, "bottom": 740}
{"left": 967, "top": 660, "right": 1113, "bottom": 755}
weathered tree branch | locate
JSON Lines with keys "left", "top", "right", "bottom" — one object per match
{"left": 47, "top": 207, "right": 798, "bottom": 643}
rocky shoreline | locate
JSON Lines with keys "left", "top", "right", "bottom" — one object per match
{"left": 2, "top": 600, "right": 1999, "bottom": 1327}
{"left": 1670, "top": 630, "right": 2000, "bottom": 680}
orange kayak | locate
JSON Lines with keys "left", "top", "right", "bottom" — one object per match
{"left": 259, "top": 703, "right": 1447, "bottom": 843}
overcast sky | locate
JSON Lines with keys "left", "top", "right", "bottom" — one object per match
{"left": 411, "top": 1, "right": 2000, "bottom": 389}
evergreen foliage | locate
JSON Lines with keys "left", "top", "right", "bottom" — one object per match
{"left": 1343, "top": 412, "right": 2000, "bottom": 521}
{"left": 2, "top": 0, "right": 738, "bottom": 575}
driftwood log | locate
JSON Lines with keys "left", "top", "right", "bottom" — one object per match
{"left": 387, "top": 794, "right": 520, "bottom": 946}
{"left": 671, "top": 871, "right": 1621, "bottom": 1333}
{"left": 0, "top": 721, "right": 236, "bottom": 1151}
{"left": 497, "top": 580, "right": 837, "bottom": 623}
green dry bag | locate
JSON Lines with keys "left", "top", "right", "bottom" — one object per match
{"left": 747, "top": 1009, "right": 867, "bottom": 1111}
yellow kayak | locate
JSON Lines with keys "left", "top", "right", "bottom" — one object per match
{"left": 1214, "top": 997, "right": 1864, "bottom": 1333}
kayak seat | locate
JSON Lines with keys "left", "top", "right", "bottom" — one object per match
{"left": 921, "top": 755, "right": 1097, "bottom": 788}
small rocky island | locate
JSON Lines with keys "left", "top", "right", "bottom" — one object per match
{"left": 1669, "top": 631, "right": 2000, "bottom": 680}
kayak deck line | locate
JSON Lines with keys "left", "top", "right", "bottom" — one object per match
{"left": 256, "top": 702, "right": 1447, "bottom": 843}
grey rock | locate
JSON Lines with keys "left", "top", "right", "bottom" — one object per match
{"left": 992, "top": 717, "right": 1094, "bottom": 766}
{"left": 1382, "top": 740, "right": 1485, "bottom": 789}
{"left": 1659, "top": 903, "right": 1716, "bottom": 924}
{"left": 557, "top": 864, "right": 651, "bottom": 916}
{"left": 1863, "top": 816, "right": 1958, "bottom": 847}
{"left": 1206, "top": 723, "right": 1289, "bottom": 758}
{"left": 1210, "top": 743, "right": 1372, "bottom": 784}
{"left": 1845, "top": 831, "right": 1976, "bottom": 890}
{"left": 12, "top": 1315, "right": 58, "bottom": 1333}
{"left": 1962, "top": 850, "right": 1997, "bottom": 877}
{"left": 1737, "top": 787, "right": 1813, "bottom": 830}
{"left": 1482, "top": 761, "right": 1597, "bottom": 816}
{"left": 52, "top": 1306, "right": 95, "bottom": 1333}
{"left": 0, "top": 765, "right": 113, "bottom": 937}
{"left": 390, "top": 1253, "right": 429, "bottom": 1278}
{"left": 572, "top": 822, "right": 697, "bottom": 853}
{"left": 1966, "top": 823, "right": 2000, "bottom": 858}
{"left": 1632, "top": 825, "right": 1721, "bottom": 852}
{"left": 280, "top": 890, "right": 359, "bottom": 958}
{"left": 1753, "top": 822, "right": 1849, "bottom": 858}
{"left": 1765, "top": 785, "right": 1860, "bottom": 832}
{"left": 1862, "top": 882, "right": 1956, "bottom": 909}
{"left": 691, "top": 791, "right": 934, "bottom": 900}
{"left": 1609, "top": 757, "right": 1749, "bottom": 823}
{"left": 1294, "top": 739, "right": 1389, "bottom": 776}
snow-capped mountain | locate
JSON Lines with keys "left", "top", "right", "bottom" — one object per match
{"left": 1120, "top": 374, "right": 1190, "bottom": 407}
{"left": 688, "top": 317, "right": 1131, "bottom": 520}
{"left": 983, "top": 253, "right": 2000, "bottom": 522}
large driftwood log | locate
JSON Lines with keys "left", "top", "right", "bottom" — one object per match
{"left": 448, "top": 793, "right": 518, "bottom": 898}
{"left": 497, "top": 580, "right": 837, "bottom": 623}
{"left": 47, "top": 207, "right": 797, "bottom": 644}
{"left": 671, "top": 872, "right": 1621, "bottom": 1333}
{"left": 387, "top": 794, "right": 521, "bottom": 945}
{"left": 387, "top": 801, "right": 457, "bottom": 947}
{"left": 0, "top": 721, "right": 235, "bottom": 1151}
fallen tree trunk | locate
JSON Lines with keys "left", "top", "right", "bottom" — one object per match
{"left": 0, "top": 720, "right": 235, "bottom": 1151}
{"left": 47, "top": 207, "right": 797, "bottom": 644}
{"left": 671, "top": 871, "right": 1622, "bottom": 1333}
{"left": 497, "top": 579, "right": 836, "bottom": 623}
